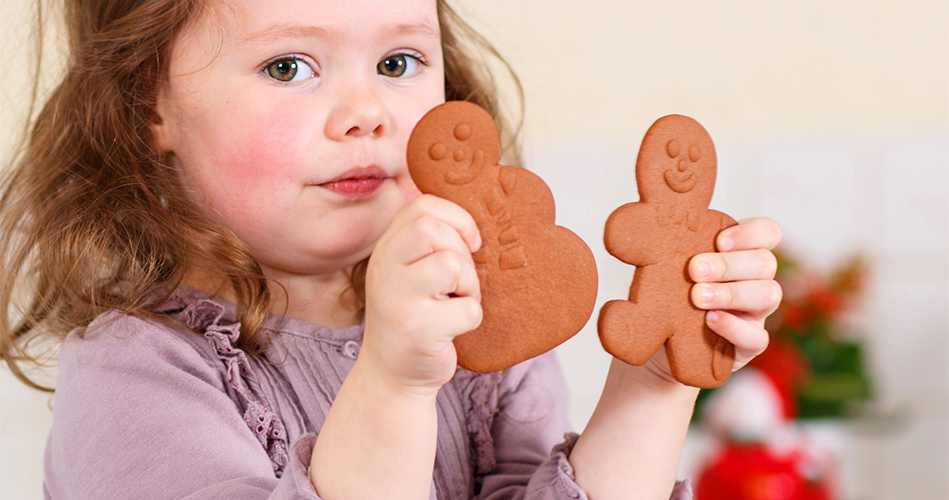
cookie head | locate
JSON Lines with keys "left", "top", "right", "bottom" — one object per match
{"left": 408, "top": 101, "right": 502, "bottom": 193}
{"left": 635, "top": 115, "right": 717, "bottom": 207}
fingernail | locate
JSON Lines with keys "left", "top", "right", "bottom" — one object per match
{"left": 707, "top": 311, "right": 720, "bottom": 323}
{"left": 719, "top": 236, "right": 735, "bottom": 252}
{"left": 701, "top": 286, "right": 714, "bottom": 305}
{"left": 698, "top": 261, "right": 711, "bottom": 279}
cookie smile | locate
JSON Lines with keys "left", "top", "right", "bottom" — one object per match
{"left": 444, "top": 149, "right": 484, "bottom": 185}
{"left": 663, "top": 169, "right": 697, "bottom": 193}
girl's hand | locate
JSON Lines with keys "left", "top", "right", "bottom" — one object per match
{"left": 688, "top": 217, "right": 783, "bottom": 373}
{"left": 361, "top": 195, "right": 483, "bottom": 396}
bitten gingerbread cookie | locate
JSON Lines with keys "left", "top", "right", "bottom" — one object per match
{"left": 408, "top": 101, "right": 598, "bottom": 373}
{"left": 598, "top": 115, "right": 738, "bottom": 388}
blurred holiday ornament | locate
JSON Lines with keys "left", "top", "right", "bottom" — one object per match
{"left": 696, "top": 442, "right": 831, "bottom": 500}
{"left": 697, "top": 368, "right": 837, "bottom": 499}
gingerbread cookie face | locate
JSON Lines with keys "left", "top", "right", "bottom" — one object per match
{"left": 598, "top": 115, "right": 737, "bottom": 388}
{"left": 636, "top": 115, "right": 717, "bottom": 207}
{"left": 412, "top": 103, "right": 500, "bottom": 193}
{"left": 408, "top": 101, "right": 598, "bottom": 373}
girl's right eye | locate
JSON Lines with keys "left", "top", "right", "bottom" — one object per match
{"left": 263, "top": 56, "right": 316, "bottom": 83}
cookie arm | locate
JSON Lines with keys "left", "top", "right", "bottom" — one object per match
{"left": 709, "top": 210, "right": 738, "bottom": 231}
{"left": 603, "top": 202, "right": 664, "bottom": 266}
{"left": 499, "top": 165, "right": 557, "bottom": 225}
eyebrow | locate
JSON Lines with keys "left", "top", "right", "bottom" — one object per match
{"left": 238, "top": 22, "right": 440, "bottom": 46}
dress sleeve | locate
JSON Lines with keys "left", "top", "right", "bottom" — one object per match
{"left": 476, "top": 352, "right": 693, "bottom": 500}
{"left": 43, "top": 312, "right": 322, "bottom": 500}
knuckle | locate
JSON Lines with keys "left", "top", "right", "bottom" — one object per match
{"left": 721, "top": 283, "right": 735, "bottom": 306}
{"left": 718, "top": 255, "right": 731, "bottom": 281}
{"left": 435, "top": 251, "right": 464, "bottom": 276}
{"left": 413, "top": 215, "right": 442, "bottom": 242}
{"left": 414, "top": 194, "right": 439, "bottom": 213}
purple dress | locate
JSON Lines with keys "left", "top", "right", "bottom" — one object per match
{"left": 43, "top": 287, "right": 692, "bottom": 499}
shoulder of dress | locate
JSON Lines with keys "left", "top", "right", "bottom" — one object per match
{"left": 78, "top": 309, "right": 205, "bottom": 348}
{"left": 59, "top": 310, "right": 221, "bottom": 384}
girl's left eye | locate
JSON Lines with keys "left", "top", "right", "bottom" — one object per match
{"left": 264, "top": 56, "right": 316, "bottom": 83}
{"left": 377, "top": 54, "right": 424, "bottom": 78}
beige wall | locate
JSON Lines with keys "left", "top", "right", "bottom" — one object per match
{"left": 2, "top": 1, "right": 947, "bottom": 499}
{"left": 3, "top": 0, "right": 947, "bottom": 158}
{"left": 454, "top": 0, "right": 948, "bottom": 143}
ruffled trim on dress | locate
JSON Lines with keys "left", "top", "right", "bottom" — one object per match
{"left": 181, "top": 299, "right": 290, "bottom": 476}
{"left": 454, "top": 369, "right": 504, "bottom": 476}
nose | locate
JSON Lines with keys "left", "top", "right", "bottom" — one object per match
{"left": 324, "top": 84, "right": 389, "bottom": 141}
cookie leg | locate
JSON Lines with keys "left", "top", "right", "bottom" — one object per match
{"left": 597, "top": 299, "right": 669, "bottom": 366}
{"left": 665, "top": 325, "right": 735, "bottom": 388}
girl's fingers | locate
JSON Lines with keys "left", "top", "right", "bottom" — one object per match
{"left": 412, "top": 248, "right": 481, "bottom": 301}
{"left": 691, "top": 279, "right": 783, "bottom": 318}
{"left": 385, "top": 194, "right": 481, "bottom": 254}
{"left": 689, "top": 249, "right": 778, "bottom": 283}
{"left": 716, "top": 217, "right": 782, "bottom": 252}
{"left": 382, "top": 212, "right": 474, "bottom": 267}
{"left": 705, "top": 310, "right": 770, "bottom": 367}
{"left": 425, "top": 296, "right": 483, "bottom": 339}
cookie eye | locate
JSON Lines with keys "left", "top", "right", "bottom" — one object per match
{"left": 689, "top": 144, "right": 701, "bottom": 162}
{"left": 454, "top": 123, "right": 471, "bottom": 141}
{"left": 666, "top": 140, "right": 680, "bottom": 158}
{"left": 429, "top": 143, "right": 447, "bottom": 161}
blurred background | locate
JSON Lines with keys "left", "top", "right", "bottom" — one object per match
{"left": 2, "top": 0, "right": 947, "bottom": 499}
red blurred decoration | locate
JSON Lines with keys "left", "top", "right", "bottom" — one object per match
{"left": 749, "top": 338, "right": 810, "bottom": 419}
{"left": 696, "top": 444, "right": 831, "bottom": 500}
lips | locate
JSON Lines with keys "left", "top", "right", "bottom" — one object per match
{"left": 318, "top": 166, "right": 388, "bottom": 198}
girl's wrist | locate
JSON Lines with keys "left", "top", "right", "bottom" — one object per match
{"left": 605, "top": 357, "right": 701, "bottom": 402}
{"left": 349, "top": 355, "right": 442, "bottom": 404}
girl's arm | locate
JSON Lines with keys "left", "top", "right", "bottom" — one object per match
{"left": 570, "top": 217, "right": 782, "bottom": 499}
{"left": 309, "top": 195, "right": 482, "bottom": 500}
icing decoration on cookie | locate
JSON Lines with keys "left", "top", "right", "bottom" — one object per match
{"left": 408, "top": 101, "right": 598, "bottom": 373}
{"left": 599, "top": 114, "right": 738, "bottom": 388}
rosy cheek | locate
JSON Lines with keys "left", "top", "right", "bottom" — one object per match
{"left": 215, "top": 111, "right": 306, "bottom": 204}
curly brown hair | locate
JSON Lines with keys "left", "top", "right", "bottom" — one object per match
{"left": 0, "top": 0, "right": 524, "bottom": 392}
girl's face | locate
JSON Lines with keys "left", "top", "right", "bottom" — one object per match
{"left": 152, "top": 0, "right": 444, "bottom": 277}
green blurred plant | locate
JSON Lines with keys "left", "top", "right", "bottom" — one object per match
{"left": 695, "top": 250, "right": 873, "bottom": 420}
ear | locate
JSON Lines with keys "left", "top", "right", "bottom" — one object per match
{"left": 148, "top": 85, "right": 177, "bottom": 154}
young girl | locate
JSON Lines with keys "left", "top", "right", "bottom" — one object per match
{"left": 0, "top": 0, "right": 782, "bottom": 499}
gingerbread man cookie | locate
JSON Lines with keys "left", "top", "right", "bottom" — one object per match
{"left": 598, "top": 114, "right": 737, "bottom": 388}
{"left": 408, "top": 101, "right": 598, "bottom": 373}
